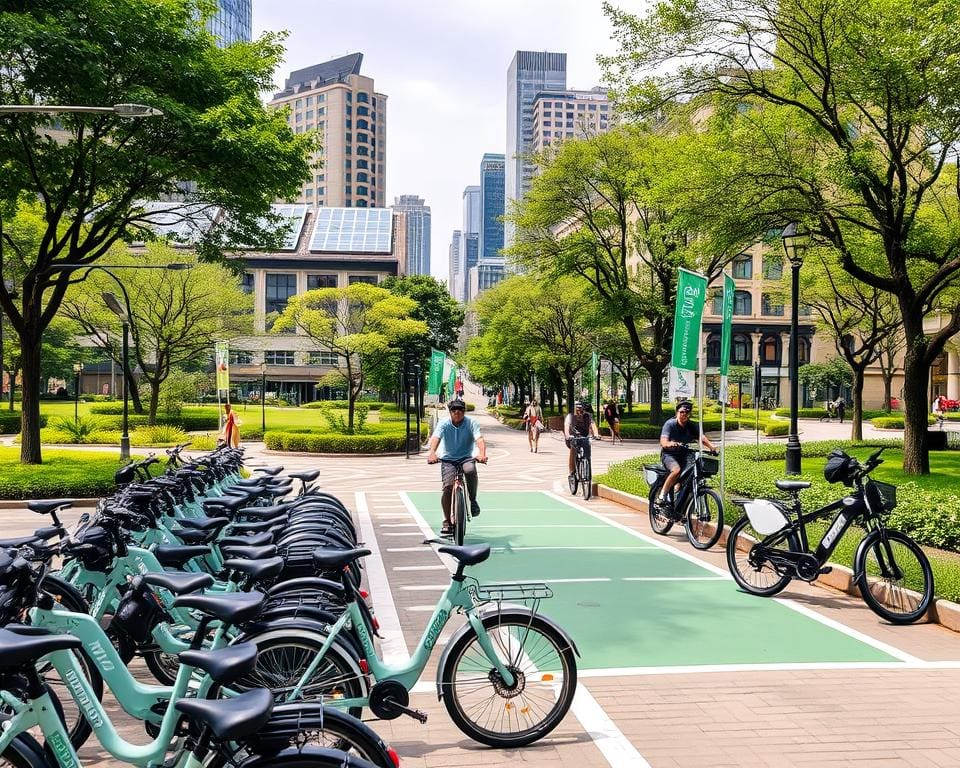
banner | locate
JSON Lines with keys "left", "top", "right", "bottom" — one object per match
{"left": 718, "top": 273, "right": 735, "bottom": 503}
{"left": 215, "top": 341, "right": 230, "bottom": 391}
{"left": 447, "top": 361, "right": 457, "bottom": 397}
{"left": 427, "top": 348, "right": 445, "bottom": 395}
{"left": 668, "top": 268, "right": 708, "bottom": 400}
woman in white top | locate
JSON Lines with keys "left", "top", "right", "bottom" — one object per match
{"left": 524, "top": 398, "right": 544, "bottom": 453}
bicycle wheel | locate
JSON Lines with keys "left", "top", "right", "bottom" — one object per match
{"left": 225, "top": 747, "right": 380, "bottom": 767}
{"left": 580, "top": 456, "right": 592, "bottom": 501}
{"left": 648, "top": 484, "right": 673, "bottom": 535}
{"left": 567, "top": 468, "right": 578, "bottom": 495}
{"left": 0, "top": 736, "right": 47, "bottom": 768}
{"left": 440, "top": 610, "right": 577, "bottom": 748}
{"left": 685, "top": 489, "right": 724, "bottom": 550}
{"left": 451, "top": 483, "right": 467, "bottom": 546}
{"left": 855, "top": 529, "right": 933, "bottom": 624}
{"left": 726, "top": 515, "right": 798, "bottom": 596}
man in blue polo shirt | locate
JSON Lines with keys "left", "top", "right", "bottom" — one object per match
{"left": 427, "top": 399, "right": 488, "bottom": 537}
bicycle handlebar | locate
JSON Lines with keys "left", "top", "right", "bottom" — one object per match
{"left": 427, "top": 456, "right": 488, "bottom": 465}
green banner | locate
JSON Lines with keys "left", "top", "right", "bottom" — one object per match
{"left": 215, "top": 341, "right": 230, "bottom": 391}
{"left": 669, "top": 268, "right": 708, "bottom": 399}
{"left": 448, "top": 362, "right": 457, "bottom": 396}
{"left": 427, "top": 348, "right": 445, "bottom": 395}
{"left": 719, "top": 273, "right": 735, "bottom": 377}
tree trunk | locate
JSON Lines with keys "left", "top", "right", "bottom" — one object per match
{"left": 646, "top": 362, "right": 667, "bottom": 425}
{"left": 148, "top": 380, "right": 160, "bottom": 425}
{"left": 624, "top": 370, "right": 635, "bottom": 413}
{"left": 881, "top": 373, "right": 894, "bottom": 412}
{"left": 901, "top": 346, "right": 930, "bottom": 474}
{"left": 564, "top": 367, "right": 575, "bottom": 414}
{"left": 19, "top": 337, "right": 42, "bottom": 464}
{"left": 127, "top": 367, "right": 144, "bottom": 414}
{"left": 8, "top": 366, "right": 17, "bottom": 411}
{"left": 850, "top": 366, "right": 865, "bottom": 442}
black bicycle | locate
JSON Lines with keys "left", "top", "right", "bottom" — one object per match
{"left": 726, "top": 447, "right": 934, "bottom": 624}
{"left": 567, "top": 432, "right": 598, "bottom": 500}
{"left": 644, "top": 446, "right": 724, "bottom": 550}
{"left": 429, "top": 457, "right": 485, "bottom": 545}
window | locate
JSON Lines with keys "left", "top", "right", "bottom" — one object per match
{"left": 317, "top": 106, "right": 325, "bottom": 116}
{"left": 349, "top": 275, "right": 378, "bottom": 285}
{"left": 345, "top": 186, "right": 352, "bottom": 195}
{"left": 308, "top": 351, "right": 340, "bottom": 366}
{"left": 600, "top": 104, "right": 609, "bottom": 111}
{"left": 295, "top": 112, "right": 302, "bottom": 122}
{"left": 345, "top": 173, "right": 351, "bottom": 182}
{"left": 307, "top": 274, "right": 337, "bottom": 289}
{"left": 761, "top": 334, "right": 781, "bottom": 364}
{"left": 229, "top": 351, "right": 252, "bottom": 365}
{"left": 317, "top": 186, "right": 324, "bottom": 195}
{"left": 357, "top": 119, "right": 369, "bottom": 130}
{"left": 356, "top": 146, "right": 368, "bottom": 156}
{"left": 734, "top": 290, "right": 752, "bottom": 315}
{"left": 588, "top": 104, "right": 597, "bottom": 111}
{"left": 265, "top": 273, "right": 297, "bottom": 328}
{"left": 304, "top": 188, "right": 313, "bottom": 197}
{"left": 544, "top": 130, "right": 552, "bottom": 137}
{"left": 706, "top": 333, "right": 722, "bottom": 365}
{"left": 799, "top": 303, "right": 812, "bottom": 317}
{"left": 356, "top": 172, "right": 368, "bottom": 183}
{"left": 356, "top": 133, "right": 368, "bottom": 144}
{"left": 264, "top": 351, "right": 295, "bottom": 366}
{"left": 732, "top": 254, "right": 753, "bottom": 279}
{"left": 295, "top": 98, "right": 303, "bottom": 108}
{"left": 345, "top": 119, "right": 352, "bottom": 129}
{"left": 357, "top": 92, "right": 369, "bottom": 103}
{"left": 241, "top": 273, "right": 254, "bottom": 294}
{"left": 357, "top": 106, "right": 369, "bottom": 116}
{"left": 306, "top": 96, "right": 313, "bottom": 106}
{"left": 346, "top": 92, "right": 352, "bottom": 102}
{"left": 711, "top": 289, "right": 723, "bottom": 315}
{"left": 578, "top": 104, "right": 585, "bottom": 110}
{"left": 305, "top": 110, "right": 313, "bottom": 120}
{"left": 732, "top": 333, "right": 752, "bottom": 365}
{"left": 346, "top": 133, "right": 352, "bottom": 142}
{"left": 797, "top": 337, "right": 811, "bottom": 364}
{"left": 315, "top": 174, "right": 325, "bottom": 183}
{"left": 356, "top": 199, "right": 368, "bottom": 207}
{"left": 317, "top": 94, "right": 324, "bottom": 102}
{"left": 761, "top": 293, "right": 784, "bottom": 316}
{"left": 763, "top": 256, "right": 783, "bottom": 280}
{"left": 356, "top": 185, "right": 368, "bottom": 196}
{"left": 345, "top": 159, "right": 351, "bottom": 168}
{"left": 356, "top": 159, "right": 368, "bottom": 169}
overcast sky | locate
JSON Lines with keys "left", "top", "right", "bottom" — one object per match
{"left": 252, "top": 1, "right": 646, "bottom": 283}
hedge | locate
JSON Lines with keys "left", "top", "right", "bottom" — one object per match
{"left": 0, "top": 448, "right": 126, "bottom": 499}
{"left": 775, "top": 407, "right": 894, "bottom": 420}
{"left": 302, "top": 401, "right": 387, "bottom": 410}
{"left": 764, "top": 421, "right": 790, "bottom": 436}
{"left": 0, "top": 412, "right": 47, "bottom": 434}
{"left": 264, "top": 426, "right": 428, "bottom": 453}
{"left": 871, "top": 415, "right": 937, "bottom": 429}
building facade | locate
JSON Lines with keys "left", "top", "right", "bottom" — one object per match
{"left": 468, "top": 259, "right": 507, "bottom": 302}
{"left": 448, "top": 229, "right": 462, "bottom": 301}
{"left": 462, "top": 233, "right": 479, "bottom": 303}
{"left": 530, "top": 87, "right": 613, "bottom": 153}
{"left": 208, "top": 0, "right": 252, "bottom": 46}
{"left": 391, "top": 195, "right": 431, "bottom": 275}
{"left": 505, "top": 51, "right": 567, "bottom": 246}
{"left": 479, "top": 154, "right": 505, "bottom": 259}
{"left": 269, "top": 53, "right": 387, "bottom": 209}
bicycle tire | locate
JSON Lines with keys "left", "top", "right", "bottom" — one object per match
{"left": 440, "top": 610, "right": 577, "bottom": 748}
{"left": 726, "top": 515, "right": 798, "bottom": 596}
{"left": 580, "top": 456, "right": 592, "bottom": 501}
{"left": 567, "top": 470, "right": 578, "bottom": 495}
{"left": 855, "top": 529, "right": 933, "bottom": 624}
{"left": 647, "top": 484, "right": 673, "bottom": 535}
{"left": 453, "top": 483, "right": 467, "bottom": 546}
{"left": 0, "top": 734, "right": 47, "bottom": 768}
{"left": 232, "top": 746, "right": 380, "bottom": 767}
{"left": 685, "top": 489, "right": 724, "bottom": 550}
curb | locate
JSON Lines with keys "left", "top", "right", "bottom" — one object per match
{"left": 596, "top": 483, "right": 960, "bottom": 633}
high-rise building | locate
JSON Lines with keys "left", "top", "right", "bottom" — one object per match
{"left": 208, "top": 0, "right": 252, "bottom": 46}
{"left": 479, "top": 154, "right": 505, "bottom": 259}
{"left": 270, "top": 53, "right": 387, "bottom": 209}
{"left": 462, "top": 186, "right": 481, "bottom": 236}
{"left": 448, "top": 230, "right": 462, "bottom": 300}
{"left": 392, "top": 195, "right": 431, "bottom": 276}
{"left": 505, "top": 51, "right": 566, "bottom": 246}
{"left": 463, "top": 233, "right": 479, "bottom": 303}
{"left": 531, "top": 87, "right": 613, "bottom": 154}
{"left": 460, "top": 186, "right": 481, "bottom": 301}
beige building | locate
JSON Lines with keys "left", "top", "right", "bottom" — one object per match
{"left": 531, "top": 87, "right": 613, "bottom": 154}
{"left": 269, "top": 53, "right": 387, "bottom": 209}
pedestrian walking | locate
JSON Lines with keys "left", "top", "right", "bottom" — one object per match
{"left": 835, "top": 397, "right": 846, "bottom": 423}
{"left": 603, "top": 399, "right": 622, "bottom": 444}
{"left": 524, "top": 398, "right": 544, "bottom": 453}
{"left": 220, "top": 402, "right": 241, "bottom": 447}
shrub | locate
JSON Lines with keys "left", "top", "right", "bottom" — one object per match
{"left": 50, "top": 416, "right": 106, "bottom": 444}
{"left": 871, "top": 416, "right": 935, "bottom": 429}
{"left": 264, "top": 424, "right": 428, "bottom": 453}
{"left": 188, "top": 433, "right": 218, "bottom": 451}
{"left": 131, "top": 424, "right": 190, "bottom": 446}
{"left": 90, "top": 403, "right": 124, "bottom": 415}
{"left": 0, "top": 411, "right": 44, "bottom": 434}
{"left": 776, "top": 407, "right": 896, "bottom": 420}
{"left": 764, "top": 421, "right": 790, "bottom": 437}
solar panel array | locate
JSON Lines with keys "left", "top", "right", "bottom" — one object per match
{"left": 309, "top": 208, "right": 393, "bottom": 253}
{"left": 268, "top": 204, "right": 310, "bottom": 251}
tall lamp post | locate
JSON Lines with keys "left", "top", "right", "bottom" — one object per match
{"left": 260, "top": 361, "right": 267, "bottom": 434}
{"left": 782, "top": 222, "right": 810, "bottom": 475}
{"left": 73, "top": 363, "right": 84, "bottom": 423}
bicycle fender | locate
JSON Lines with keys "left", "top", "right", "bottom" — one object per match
{"left": 264, "top": 576, "right": 345, "bottom": 598}
{"left": 851, "top": 528, "right": 883, "bottom": 583}
{"left": 434, "top": 607, "right": 580, "bottom": 700}
{"left": 237, "top": 746, "right": 368, "bottom": 767}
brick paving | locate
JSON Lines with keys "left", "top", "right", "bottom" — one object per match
{"left": 5, "top": 393, "right": 960, "bottom": 766}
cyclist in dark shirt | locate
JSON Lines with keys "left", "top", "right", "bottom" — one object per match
{"left": 655, "top": 400, "right": 716, "bottom": 514}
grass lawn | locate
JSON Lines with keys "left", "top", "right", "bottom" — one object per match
{"left": 0, "top": 447, "right": 126, "bottom": 499}
{"left": 799, "top": 448, "right": 960, "bottom": 493}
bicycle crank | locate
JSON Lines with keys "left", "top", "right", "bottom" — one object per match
{"left": 369, "top": 679, "right": 428, "bottom": 723}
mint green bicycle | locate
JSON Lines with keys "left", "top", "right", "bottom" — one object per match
{"left": 261, "top": 542, "right": 579, "bottom": 748}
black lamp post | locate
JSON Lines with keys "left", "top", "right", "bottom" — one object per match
{"left": 260, "top": 361, "right": 267, "bottom": 434}
{"left": 73, "top": 362, "right": 84, "bottom": 423}
{"left": 782, "top": 222, "right": 810, "bottom": 475}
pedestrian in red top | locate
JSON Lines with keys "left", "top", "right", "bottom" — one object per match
{"left": 221, "top": 402, "right": 241, "bottom": 448}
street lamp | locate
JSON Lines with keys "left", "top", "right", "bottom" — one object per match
{"left": 782, "top": 222, "right": 810, "bottom": 475}
{"left": 0, "top": 103, "right": 163, "bottom": 118}
{"left": 73, "top": 362, "right": 84, "bottom": 423}
{"left": 260, "top": 361, "right": 267, "bottom": 434}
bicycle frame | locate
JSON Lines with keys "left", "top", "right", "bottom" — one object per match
{"left": 287, "top": 577, "right": 516, "bottom": 707}
{"left": 768, "top": 489, "right": 875, "bottom": 567}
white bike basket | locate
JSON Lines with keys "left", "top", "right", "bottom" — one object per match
{"left": 643, "top": 465, "right": 662, "bottom": 485}
{"left": 743, "top": 500, "right": 789, "bottom": 535}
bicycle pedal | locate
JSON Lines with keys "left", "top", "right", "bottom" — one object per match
{"left": 819, "top": 566, "right": 833, "bottom": 575}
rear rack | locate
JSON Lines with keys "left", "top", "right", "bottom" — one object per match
{"left": 467, "top": 579, "right": 554, "bottom": 606}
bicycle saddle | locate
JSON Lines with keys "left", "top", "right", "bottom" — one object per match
{"left": 154, "top": 544, "right": 211, "bottom": 569}
{"left": 235, "top": 504, "right": 292, "bottom": 521}
{"left": 27, "top": 499, "right": 74, "bottom": 515}
{"left": 312, "top": 547, "right": 371, "bottom": 570}
{"left": 0, "top": 525, "right": 62, "bottom": 548}
{"left": 288, "top": 469, "right": 320, "bottom": 483}
{"left": 171, "top": 527, "right": 217, "bottom": 545}
{"left": 174, "top": 590, "right": 265, "bottom": 625}
{"left": 220, "top": 544, "right": 277, "bottom": 560}
{"left": 223, "top": 556, "right": 284, "bottom": 582}
{"left": 437, "top": 543, "right": 491, "bottom": 566}
{"left": 179, "top": 641, "right": 258, "bottom": 684}
{"left": 175, "top": 688, "right": 274, "bottom": 741}
{"left": 203, "top": 495, "right": 254, "bottom": 513}
{"left": 226, "top": 519, "right": 282, "bottom": 534}
{"left": 177, "top": 516, "right": 230, "bottom": 532}
{"left": 0, "top": 627, "right": 81, "bottom": 668}
{"left": 253, "top": 466, "right": 284, "bottom": 476}
{"left": 775, "top": 480, "right": 811, "bottom": 492}
{"left": 220, "top": 533, "right": 274, "bottom": 549}
{"left": 143, "top": 571, "right": 215, "bottom": 595}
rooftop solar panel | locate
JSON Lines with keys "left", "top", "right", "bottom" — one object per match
{"left": 309, "top": 208, "right": 393, "bottom": 254}
{"left": 265, "top": 204, "right": 309, "bottom": 250}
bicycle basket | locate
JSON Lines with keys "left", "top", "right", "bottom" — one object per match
{"left": 867, "top": 480, "right": 897, "bottom": 512}
{"left": 643, "top": 464, "right": 665, "bottom": 485}
{"left": 699, "top": 456, "right": 720, "bottom": 477}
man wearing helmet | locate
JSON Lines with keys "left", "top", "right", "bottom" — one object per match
{"left": 427, "top": 399, "right": 488, "bottom": 538}
{"left": 655, "top": 400, "right": 716, "bottom": 514}
{"left": 563, "top": 401, "right": 600, "bottom": 485}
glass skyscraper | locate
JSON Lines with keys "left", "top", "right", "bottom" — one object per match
{"left": 479, "top": 154, "right": 505, "bottom": 259}
{"left": 208, "top": 0, "right": 252, "bottom": 46}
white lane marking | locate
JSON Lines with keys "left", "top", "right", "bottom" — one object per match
{"left": 398, "top": 492, "right": 457, "bottom": 572}
{"left": 493, "top": 577, "right": 611, "bottom": 584}
{"left": 355, "top": 492, "right": 408, "bottom": 664}
{"left": 492, "top": 546, "right": 657, "bottom": 552}
{"left": 470, "top": 524, "right": 609, "bottom": 529}
{"left": 571, "top": 684, "right": 652, "bottom": 767}
{"left": 382, "top": 532, "right": 426, "bottom": 537}
{"left": 547, "top": 492, "right": 922, "bottom": 664}
{"left": 392, "top": 565, "right": 448, "bottom": 572}
{"left": 578, "top": 660, "right": 960, "bottom": 678}
{"left": 622, "top": 576, "right": 728, "bottom": 582}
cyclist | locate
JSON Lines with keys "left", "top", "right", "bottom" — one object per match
{"left": 427, "top": 398, "right": 488, "bottom": 537}
{"left": 563, "top": 401, "right": 600, "bottom": 485}
{"left": 655, "top": 400, "right": 717, "bottom": 515}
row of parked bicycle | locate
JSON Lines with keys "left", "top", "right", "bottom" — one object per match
{"left": 643, "top": 445, "right": 934, "bottom": 624}
{"left": 0, "top": 444, "right": 579, "bottom": 767}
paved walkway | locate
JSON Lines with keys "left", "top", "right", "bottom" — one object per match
{"left": 6, "top": 396, "right": 960, "bottom": 767}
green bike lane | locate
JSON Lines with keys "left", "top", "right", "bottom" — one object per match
{"left": 404, "top": 489, "right": 901, "bottom": 670}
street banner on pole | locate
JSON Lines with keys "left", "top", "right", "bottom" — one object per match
{"left": 427, "top": 349, "right": 445, "bottom": 395}
{"left": 447, "top": 359, "right": 457, "bottom": 397}
{"left": 719, "top": 273, "right": 735, "bottom": 496}
{"left": 215, "top": 341, "right": 230, "bottom": 391}
{"left": 668, "top": 268, "right": 708, "bottom": 400}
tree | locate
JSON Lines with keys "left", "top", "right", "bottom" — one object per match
{"left": 273, "top": 283, "right": 425, "bottom": 432}
{"left": 603, "top": 0, "right": 960, "bottom": 472}
{"left": 727, "top": 366, "right": 754, "bottom": 413}
{"left": 62, "top": 246, "right": 252, "bottom": 423}
{"left": 1, "top": 317, "right": 84, "bottom": 408}
{"left": 798, "top": 358, "right": 853, "bottom": 407}
{"left": 0, "top": 0, "right": 314, "bottom": 462}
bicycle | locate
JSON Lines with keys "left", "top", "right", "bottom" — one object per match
{"left": 567, "top": 433, "right": 597, "bottom": 501}
{"left": 644, "top": 446, "right": 724, "bottom": 550}
{"left": 267, "top": 542, "right": 579, "bottom": 748}
{"left": 725, "top": 446, "right": 934, "bottom": 624}
{"left": 428, "top": 457, "right": 485, "bottom": 546}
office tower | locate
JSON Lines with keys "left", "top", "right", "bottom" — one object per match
{"left": 461, "top": 186, "right": 481, "bottom": 300}
{"left": 505, "top": 51, "right": 566, "bottom": 246}
{"left": 479, "top": 154, "right": 505, "bottom": 259}
{"left": 463, "top": 233, "right": 479, "bottom": 303}
{"left": 392, "top": 195, "right": 432, "bottom": 276}
{"left": 462, "top": 185, "right": 481, "bottom": 236}
{"left": 208, "top": 0, "right": 252, "bottom": 46}
{"left": 531, "top": 87, "right": 613, "bottom": 154}
{"left": 270, "top": 53, "right": 387, "bottom": 208}
{"left": 448, "top": 230, "right": 462, "bottom": 300}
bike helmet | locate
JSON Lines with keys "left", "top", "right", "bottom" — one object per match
{"left": 823, "top": 449, "right": 856, "bottom": 486}
{"left": 447, "top": 399, "right": 466, "bottom": 411}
